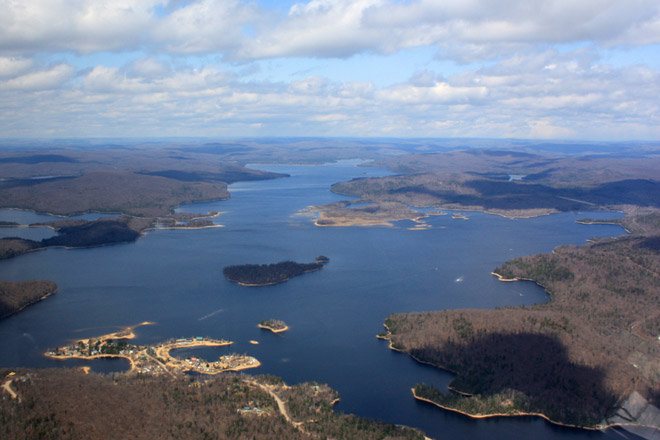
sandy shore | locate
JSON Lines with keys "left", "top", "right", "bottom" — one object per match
{"left": 258, "top": 323, "right": 289, "bottom": 333}
{"left": 73, "top": 321, "right": 156, "bottom": 344}
{"left": 45, "top": 324, "right": 262, "bottom": 376}
{"left": 148, "top": 224, "right": 224, "bottom": 231}
{"left": 411, "top": 388, "right": 606, "bottom": 430}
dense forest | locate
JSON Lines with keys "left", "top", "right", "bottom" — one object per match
{"left": 0, "top": 368, "right": 424, "bottom": 440}
{"left": 223, "top": 257, "right": 329, "bottom": 286}
{"left": 0, "top": 280, "right": 58, "bottom": 319}
{"left": 382, "top": 213, "right": 660, "bottom": 428}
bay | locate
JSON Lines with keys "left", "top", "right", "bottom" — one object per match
{"left": 0, "top": 160, "right": 632, "bottom": 439}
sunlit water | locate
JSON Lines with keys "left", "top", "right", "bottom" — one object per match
{"left": 0, "top": 160, "right": 634, "bottom": 439}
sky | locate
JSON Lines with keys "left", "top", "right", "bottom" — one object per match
{"left": 1, "top": 0, "right": 659, "bottom": 140}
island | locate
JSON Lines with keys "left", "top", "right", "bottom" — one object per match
{"left": 223, "top": 257, "right": 329, "bottom": 286}
{"left": 45, "top": 325, "right": 260, "bottom": 376}
{"left": 258, "top": 319, "right": 289, "bottom": 333}
{"left": 0, "top": 280, "right": 58, "bottom": 319}
{"left": 380, "top": 212, "right": 660, "bottom": 430}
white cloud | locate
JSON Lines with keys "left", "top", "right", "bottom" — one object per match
{"left": 128, "top": 57, "right": 171, "bottom": 78}
{"left": 0, "top": 0, "right": 159, "bottom": 54}
{"left": 0, "top": 56, "right": 33, "bottom": 78}
{"left": 1, "top": 0, "right": 659, "bottom": 61}
{"left": 0, "top": 1, "right": 658, "bottom": 140}
{"left": 239, "top": 0, "right": 386, "bottom": 59}
{"left": 1, "top": 49, "right": 654, "bottom": 139}
{"left": 377, "top": 81, "right": 488, "bottom": 105}
{"left": 0, "top": 64, "right": 73, "bottom": 90}
{"left": 151, "top": 0, "right": 260, "bottom": 54}
{"left": 237, "top": 0, "right": 660, "bottom": 60}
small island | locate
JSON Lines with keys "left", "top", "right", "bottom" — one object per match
{"left": 223, "top": 256, "right": 329, "bottom": 287}
{"left": 258, "top": 319, "right": 288, "bottom": 333}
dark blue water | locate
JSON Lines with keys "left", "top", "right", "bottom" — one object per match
{"left": 0, "top": 160, "right": 633, "bottom": 439}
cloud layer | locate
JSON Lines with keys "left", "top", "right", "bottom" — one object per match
{"left": 1, "top": 0, "right": 659, "bottom": 139}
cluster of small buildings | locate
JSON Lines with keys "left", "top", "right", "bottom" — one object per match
{"left": 46, "top": 334, "right": 258, "bottom": 377}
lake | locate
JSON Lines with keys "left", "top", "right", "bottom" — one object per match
{"left": 0, "top": 160, "right": 633, "bottom": 439}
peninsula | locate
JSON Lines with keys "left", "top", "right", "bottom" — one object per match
{"left": 0, "top": 280, "right": 58, "bottom": 319}
{"left": 46, "top": 326, "right": 259, "bottom": 376}
{"left": 223, "top": 257, "right": 329, "bottom": 286}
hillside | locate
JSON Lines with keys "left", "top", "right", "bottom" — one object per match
{"left": 0, "top": 171, "right": 230, "bottom": 218}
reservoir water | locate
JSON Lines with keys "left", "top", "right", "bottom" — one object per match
{"left": 0, "top": 160, "right": 633, "bottom": 439}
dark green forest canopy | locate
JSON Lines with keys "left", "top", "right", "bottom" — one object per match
{"left": 223, "top": 258, "right": 329, "bottom": 286}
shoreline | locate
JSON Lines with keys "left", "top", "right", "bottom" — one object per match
{"left": 0, "top": 288, "right": 58, "bottom": 320}
{"left": 45, "top": 327, "right": 261, "bottom": 377}
{"left": 258, "top": 323, "right": 289, "bottom": 333}
{"left": 45, "top": 352, "right": 136, "bottom": 367}
{"left": 411, "top": 388, "right": 607, "bottom": 430}
{"left": 232, "top": 279, "right": 287, "bottom": 287}
{"left": 226, "top": 266, "right": 324, "bottom": 287}
{"left": 304, "top": 201, "right": 572, "bottom": 229}
{"left": 377, "top": 331, "right": 459, "bottom": 375}
{"left": 491, "top": 272, "right": 551, "bottom": 296}
{"left": 575, "top": 219, "right": 632, "bottom": 234}
{"left": 147, "top": 224, "right": 224, "bottom": 231}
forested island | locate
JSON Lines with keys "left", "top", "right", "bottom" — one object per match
{"left": 0, "top": 280, "right": 58, "bottom": 319}
{"left": 259, "top": 319, "right": 289, "bottom": 333}
{"left": 224, "top": 257, "right": 329, "bottom": 286}
{"left": 380, "top": 212, "right": 660, "bottom": 430}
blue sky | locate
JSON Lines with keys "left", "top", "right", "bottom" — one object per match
{"left": 1, "top": 0, "right": 659, "bottom": 140}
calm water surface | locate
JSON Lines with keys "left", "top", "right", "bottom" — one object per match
{"left": 0, "top": 161, "right": 635, "bottom": 439}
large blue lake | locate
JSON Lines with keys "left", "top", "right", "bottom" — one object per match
{"left": 0, "top": 160, "right": 632, "bottom": 439}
